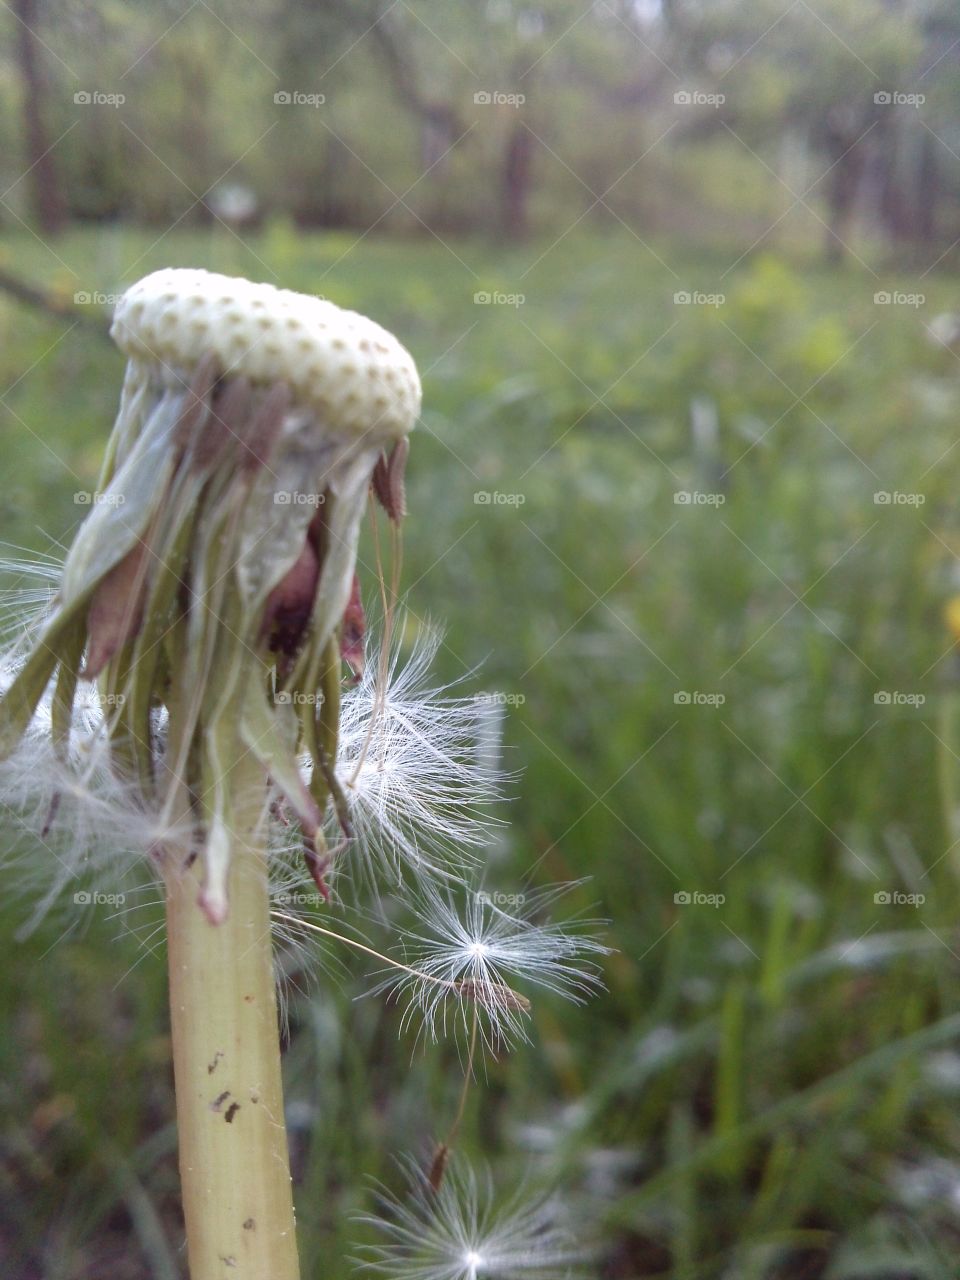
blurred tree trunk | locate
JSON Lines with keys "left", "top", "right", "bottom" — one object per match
{"left": 915, "top": 129, "right": 939, "bottom": 245}
{"left": 500, "top": 122, "right": 534, "bottom": 239}
{"left": 820, "top": 113, "right": 868, "bottom": 265}
{"left": 13, "top": 0, "right": 66, "bottom": 235}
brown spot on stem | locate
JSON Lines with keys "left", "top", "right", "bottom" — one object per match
{"left": 207, "top": 1050, "right": 224, "bottom": 1075}
{"left": 210, "top": 1091, "right": 231, "bottom": 1112}
{"left": 224, "top": 1102, "right": 240, "bottom": 1123}
{"left": 242, "top": 1218, "right": 255, "bottom": 1231}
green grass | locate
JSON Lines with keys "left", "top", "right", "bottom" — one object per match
{"left": 2, "top": 223, "right": 960, "bottom": 1278}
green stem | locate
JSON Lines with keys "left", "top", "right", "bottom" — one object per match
{"left": 164, "top": 749, "right": 300, "bottom": 1280}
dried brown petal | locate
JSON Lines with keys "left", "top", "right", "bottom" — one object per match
{"left": 81, "top": 540, "right": 150, "bottom": 678}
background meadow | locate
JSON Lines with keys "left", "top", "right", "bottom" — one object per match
{"left": 4, "top": 2, "right": 960, "bottom": 1276}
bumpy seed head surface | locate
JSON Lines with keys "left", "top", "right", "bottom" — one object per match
{"left": 111, "top": 268, "right": 421, "bottom": 440}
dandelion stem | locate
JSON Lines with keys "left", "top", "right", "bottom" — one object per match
{"left": 165, "top": 748, "right": 300, "bottom": 1280}
{"left": 443, "top": 1004, "right": 479, "bottom": 1154}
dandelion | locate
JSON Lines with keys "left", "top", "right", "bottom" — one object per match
{"left": 380, "top": 881, "right": 609, "bottom": 1051}
{"left": 355, "top": 1154, "right": 588, "bottom": 1279}
{"left": 0, "top": 267, "right": 420, "bottom": 1280}
{"left": 0, "top": 268, "right": 608, "bottom": 1279}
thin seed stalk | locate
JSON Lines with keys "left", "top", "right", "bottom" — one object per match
{"left": 164, "top": 744, "right": 300, "bottom": 1280}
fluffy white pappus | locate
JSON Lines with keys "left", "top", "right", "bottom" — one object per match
{"left": 0, "top": 672, "right": 188, "bottom": 934}
{"left": 355, "top": 1155, "right": 589, "bottom": 1279}
{"left": 0, "top": 551, "right": 63, "bottom": 648}
{"left": 0, "top": 557, "right": 188, "bottom": 933}
{"left": 325, "top": 624, "right": 509, "bottom": 888}
{"left": 377, "top": 881, "right": 609, "bottom": 1052}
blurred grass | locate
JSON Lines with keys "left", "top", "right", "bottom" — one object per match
{"left": 2, "top": 224, "right": 960, "bottom": 1277}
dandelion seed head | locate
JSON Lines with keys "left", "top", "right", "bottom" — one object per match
{"left": 376, "top": 880, "right": 609, "bottom": 1051}
{"left": 355, "top": 1154, "right": 590, "bottom": 1279}
{"left": 112, "top": 268, "right": 420, "bottom": 440}
{"left": 324, "top": 623, "right": 509, "bottom": 888}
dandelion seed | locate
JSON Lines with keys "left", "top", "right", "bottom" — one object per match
{"left": 378, "top": 881, "right": 609, "bottom": 1050}
{"left": 329, "top": 623, "right": 508, "bottom": 886}
{"left": 355, "top": 1155, "right": 589, "bottom": 1279}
